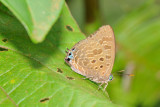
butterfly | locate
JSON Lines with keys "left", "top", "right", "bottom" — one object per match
{"left": 65, "top": 25, "right": 115, "bottom": 90}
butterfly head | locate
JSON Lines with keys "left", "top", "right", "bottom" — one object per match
{"left": 65, "top": 48, "right": 75, "bottom": 65}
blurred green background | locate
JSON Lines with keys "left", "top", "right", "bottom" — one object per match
{"left": 66, "top": 0, "right": 160, "bottom": 107}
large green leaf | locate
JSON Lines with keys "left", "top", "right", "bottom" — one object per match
{"left": 0, "top": 0, "right": 65, "bottom": 43}
{"left": 0, "top": 4, "right": 117, "bottom": 107}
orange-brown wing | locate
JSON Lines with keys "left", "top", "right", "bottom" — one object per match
{"left": 71, "top": 25, "right": 115, "bottom": 82}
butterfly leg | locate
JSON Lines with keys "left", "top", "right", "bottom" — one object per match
{"left": 98, "top": 83, "right": 104, "bottom": 90}
{"left": 65, "top": 50, "right": 68, "bottom": 53}
{"left": 103, "top": 82, "right": 108, "bottom": 91}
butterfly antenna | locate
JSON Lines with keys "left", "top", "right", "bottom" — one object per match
{"left": 116, "top": 73, "right": 135, "bottom": 76}
{"left": 114, "top": 70, "right": 135, "bottom": 77}
{"left": 117, "top": 70, "right": 125, "bottom": 72}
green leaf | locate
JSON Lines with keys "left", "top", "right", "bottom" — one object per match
{"left": 0, "top": 4, "right": 117, "bottom": 107}
{"left": 0, "top": 0, "right": 65, "bottom": 43}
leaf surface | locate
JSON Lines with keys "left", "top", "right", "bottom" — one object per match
{"left": 0, "top": 0, "right": 65, "bottom": 43}
{"left": 0, "top": 4, "right": 117, "bottom": 107}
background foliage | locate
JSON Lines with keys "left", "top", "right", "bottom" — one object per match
{"left": 68, "top": 0, "right": 160, "bottom": 107}
{"left": 0, "top": 0, "right": 160, "bottom": 107}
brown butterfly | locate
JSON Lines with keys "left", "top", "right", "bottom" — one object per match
{"left": 65, "top": 25, "right": 115, "bottom": 90}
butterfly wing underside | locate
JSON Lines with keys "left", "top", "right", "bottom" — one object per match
{"left": 70, "top": 25, "right": 115, "bottom": 83}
